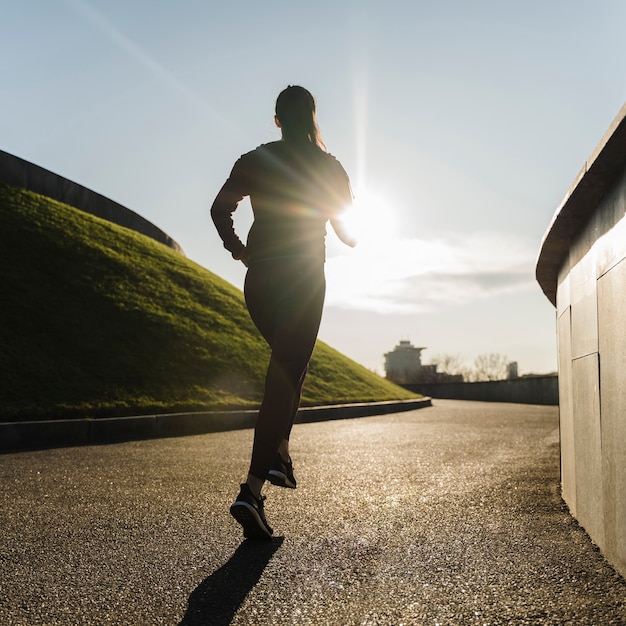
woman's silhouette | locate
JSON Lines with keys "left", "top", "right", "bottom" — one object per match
{"left": 211, "top": 85, "right": 355, "bottom": 539}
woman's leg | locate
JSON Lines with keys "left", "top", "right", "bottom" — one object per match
{"left": 279, "top": 363, "right": 308, "bottom": 459}
{"left": 272, "top": 362, "right": 308, "bottom": 473}
{"left": 244, "top": 260, "right": 325, "bottom": 487}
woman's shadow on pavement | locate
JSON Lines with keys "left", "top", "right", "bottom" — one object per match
{"left": 179, "top": 536, "right": 284, "bottom": 625}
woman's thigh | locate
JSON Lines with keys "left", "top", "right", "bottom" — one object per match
{"left": 245, "top": 259, "right": 325, "bottom": 362}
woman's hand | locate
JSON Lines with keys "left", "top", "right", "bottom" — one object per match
{"left": 330, "top": 218, "right": 357, "bottom": 248}
{"left": 234, "top": 247, "right": 250, "bottom": 267}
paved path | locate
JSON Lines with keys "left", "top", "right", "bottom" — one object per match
{"left": 1, "top": 400, "right": 624, "bottom": 625}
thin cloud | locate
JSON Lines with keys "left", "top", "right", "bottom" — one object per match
{"left": 325, "top": 232, "right": 536, "bottom": 314}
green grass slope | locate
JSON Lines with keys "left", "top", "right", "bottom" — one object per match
{"left": 0, "top": 183, "right": 416, "bottom": 420}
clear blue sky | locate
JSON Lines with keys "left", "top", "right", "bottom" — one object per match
{"left": 3, "top": 0, "right": 625, "bottom": 375}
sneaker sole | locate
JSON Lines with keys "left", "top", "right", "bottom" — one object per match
{"left": 267, "top": 469, "right": 296, "bottom": 489}
{"left": 230, "top": 501, "right": 273, "bottom": 540}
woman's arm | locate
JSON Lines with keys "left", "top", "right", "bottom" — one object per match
{"left": 210, "top": 158, "right": 249, "bottom": 261}
{"left": 328, "top": 159, "right": 357, "bottom": 248}
{"left": 330, "top": 216, "right": 357, "bottom": 248}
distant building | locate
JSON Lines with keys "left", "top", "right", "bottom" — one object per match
{"left": 384, "top": 340, "right": 464, "bottom": 384}
{"left": 384, "top": 340, "right": 426, "bottom": 384}
{"left": 508, "top": 361, "right": 519, "bottom": 379}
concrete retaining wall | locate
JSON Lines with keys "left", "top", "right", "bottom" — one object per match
{"left": 0, "top": 149, "right": 184, "bottom": 254}
{"left": 404, "top": 376, "right": 558, "bottom": 405}
{"left": 0, "top": 398, "right": 431, "bottom": 452}
{"left": 536, "top": 102, "right": 626, "bottom": 578}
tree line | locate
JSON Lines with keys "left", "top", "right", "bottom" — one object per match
{"left": 428, "top": 353, "right": 511, "bottom": 382}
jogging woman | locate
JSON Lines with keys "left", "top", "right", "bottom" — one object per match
{"left": 211, "top": 85, "right": 355, "bottom": 540}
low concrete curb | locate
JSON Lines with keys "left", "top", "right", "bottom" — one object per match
{"left": 0, "top": 398, "right": 431, "bottom": 452}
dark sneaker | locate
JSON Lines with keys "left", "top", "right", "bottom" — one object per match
{"left": 230, "top": 483, "right": 273, "bottom": 540}
{"left": 267, "top": 453, "right": 297, "bottom": 489}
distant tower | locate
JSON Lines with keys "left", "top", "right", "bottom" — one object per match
{"left": 508, "top": 361, "right": 519, "bottom": 379}
{"left": 384, "top": 340, "right": 426, "bottom": 384}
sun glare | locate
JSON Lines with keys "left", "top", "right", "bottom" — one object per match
{"left": 342, "top": 185, "right": 398, "bottom": 245}
{"left": 325, "top": 184, "right": 407, "bottom": 312}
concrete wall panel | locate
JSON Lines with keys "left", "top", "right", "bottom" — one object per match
{"left": 556, "top": 271, "right": 570, "bottom": 318}
{"left": 557, "top": 307, "right": 575, "bottom": 513}
{"left": 598, "top": 258, "right": 626, "bottom": 575}
{"left": 597, "top": 207, "right": 626, "bottom": 278}
{"left": 572, "top": 354, "right": 604, "bottom": 548}
{"left": 569, "top": 253, "right": 598, "bottom": 360}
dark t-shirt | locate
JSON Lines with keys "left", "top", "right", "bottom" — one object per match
{"left": 211, "top": 141, "right": 353, "bottom": 262}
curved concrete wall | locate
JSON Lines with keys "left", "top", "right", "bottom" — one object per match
{"left": 404, "top": 376, "right": 558, "bottom": 406}
{"left": 536, "top": 103, "right": 626, "bottom": 578}
{"left": 0, "top": 150, "right": 184, "bottom": 254}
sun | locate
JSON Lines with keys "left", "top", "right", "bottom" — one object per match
{"left": 324, "top": 183, "right": 406, "bottom": 312}
{"left": 341, "top": 184, "right": 398, "bottom": 245}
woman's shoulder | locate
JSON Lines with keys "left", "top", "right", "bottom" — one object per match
{"left": 320, "top": 150, "right": 349, "bottom": 177}
{"left": 252, "top": 141, "right": 283, "bottom": 155}
{"left": 230, "top": 143, "right": 280, "bottom": 174}
{"left": 233, "top": 141, "right": 278, "bottom": 158}
{"left": 235, "top": 141, "right": 282, "bottom": 165}
{"left": 323, "top": 150, "right": 344, "bottom": 167}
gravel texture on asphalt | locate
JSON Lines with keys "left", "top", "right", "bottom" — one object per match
{"left": 1, "top": 399, "right": 624, "bottom": 625}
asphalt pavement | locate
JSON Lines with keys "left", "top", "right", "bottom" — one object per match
{"left": 1, "top": 399, "right": 625, "bottom": 625}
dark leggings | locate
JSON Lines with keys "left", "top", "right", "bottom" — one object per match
{"left": 244, "top": 257, "right": 326, "bottom": 481}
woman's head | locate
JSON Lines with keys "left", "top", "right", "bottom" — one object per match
{"left": 275, "top": 85, "right": 324, "bottom": 149}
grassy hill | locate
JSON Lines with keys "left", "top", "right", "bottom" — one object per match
{"left": 0, "top": 182, "right": 416, "bottom": 421}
